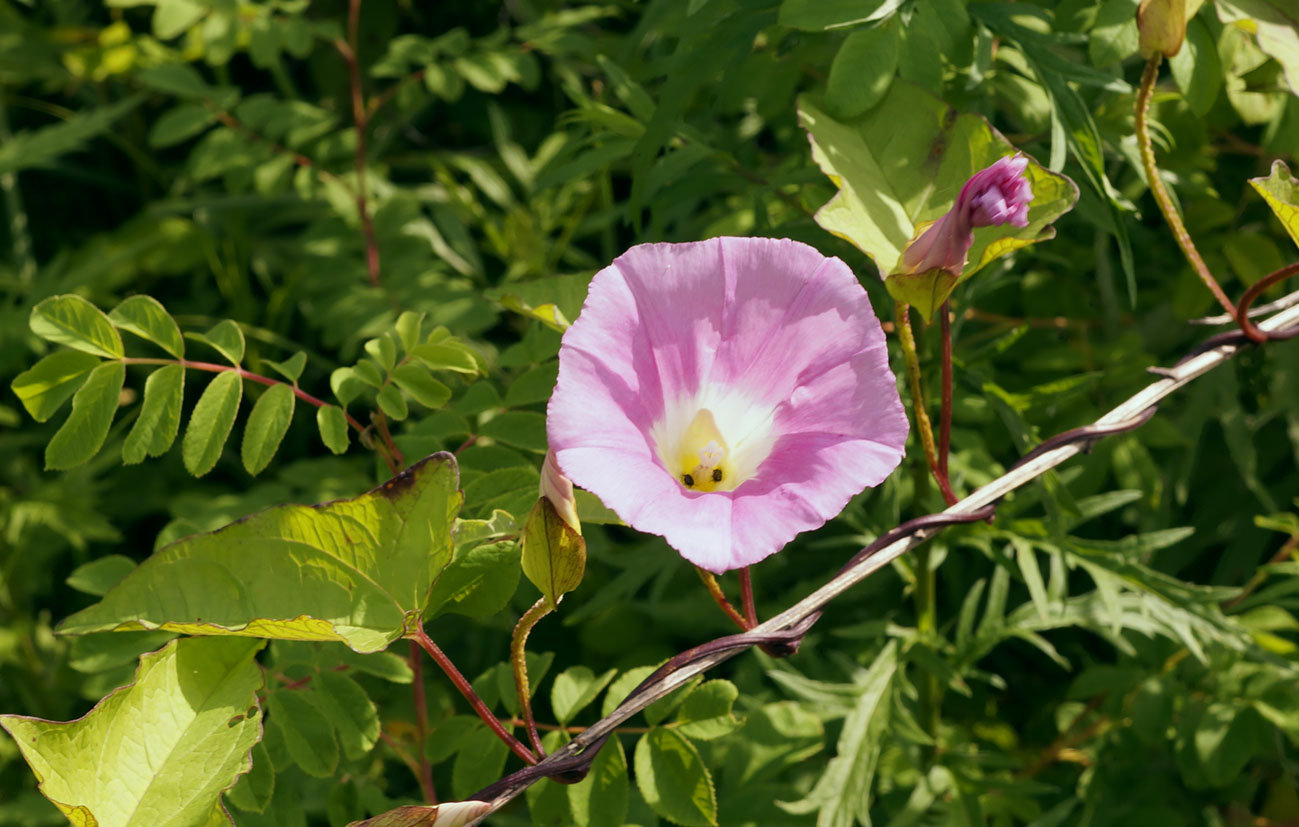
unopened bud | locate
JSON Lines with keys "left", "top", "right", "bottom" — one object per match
{"left": 539, "top": 450, "right": 581, "bottom": 535}
{"left": 1137, "top": 0, "right": 1186, "bottom": 58}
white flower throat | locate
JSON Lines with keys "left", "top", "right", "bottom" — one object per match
{"left": 650, "top": 388, "right": 777, "bottom": 494}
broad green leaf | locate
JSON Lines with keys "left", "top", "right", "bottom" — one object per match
{"left": 521, "top": 497, "right": 586, "bottom": 609}
{"left": 152, "top": 1, "right": 208, "bottom": 40}
{"left": 182, "top": 371, "right": 243, "bottom": 477}
{"left": 58, "top": 453, "right": 463, "bottom": 653}
{"left": 318, "top": 405, "right": 351, "bottom": 454}
{"left": 504, "top": 362, "right": 558, "bottom": 408}
{"left": 46, "top": 361, "right": 124, "bottom": 470}
{"left": 66, "top": 555, "right": 137, "bottom": 597}
{"left": 551, "top": 666, "right": 618, "bottom": 724}
{"left": 1218, "top": 0, "right": 1299, "bottom": 95}
{"left": 451, "top": 509, "right": 517, "bottom": 548}
{"left": 1169, "top": 17, "right": 1222, "bottom": 115}
{"left": 485, "top": 274, "right": 594, "bottom": 332}
{"left": 675, "top": 680, "right": 741, "bottom": 740}
{"left": 148, "top": 102, "right": 218, "bottom": 148}
{"left": 267, "top": 689, "right": 338, "bottom": 778}
{"left": 779, "top": 0, "right": 904, "bottom": 30}
{"left": 189, "top": 319, "right": 246, "bottom": 365}
{"left": 409, "top": 342, "right": 480, "bottom": 375}
{"left": 425, "top": 716, "right": 481, "bottom": 765}
{"left": 377, "top": 384, "right": 411, "bottom": 421}
{"left": 395, "top": 311, "right": 425, "bottom": 353}
{"left": 526, "top": 731, "right": 574, "bottom": 825}
{"left": 12, "top": 350, "right": 101, "bottom": 422}
{"left": 365, "top": 336, "right": 398, "bottom": 373}
{"left": 634, "top": 728, "right": 718, "bottom": 827}
{"left": 123, "top": 364, "right": 185, "bottom": 464}
{"left": 427, "top": 540, "right": 521, "bottom": 620}
{"left": 225, "top": 742, "right": 275, "bottom": 813}
{"left": 567, "top": 736, "right": 629, "bottom": 827}
{"left": 602, "top": 664, "right": 660, "bottom": 718}
{"left": 313, "top": 672, "right": 380, "bottom": 760}
{"left": 826, "top": 21, "right": 900, "bottom": 119}
{"left": 392, "top": 364, "right": 452, "bottom": 409}
{"left": 1249, "top": 159, "right": 1299, "bottom": 251}
{"left": 109, "top": 295, "right": 185, "bottom": 358}
{"left": 241, "top": 384, "right": 295, "bottom": 475}
{"left": 264, "top": 351, "right": 306, "bottom": 384}
{"left": 779, "top": 641, "right": 897, "bottom": 824}
{"left": 480, "top": 410, "right": 547, "bottom": 453}
{"left": 451, "top": 726, "right": 509, "bottom": 800}
{"left": 801, "top": 85, "right": 1076, "bottom": 312}
{"left": 30, "top": 295, "right": 124, "bottom": 359}
{"left": 0, "top": 637, "right": 262, "bottom": 827}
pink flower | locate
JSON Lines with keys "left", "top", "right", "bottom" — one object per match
{"left": 539, "top": 450, "right": 581, "bottom": 534}
{"left": 895, "top": 153, "right": 1032, "bottom": 279}
{"left": 546, "top": 237, "right": 908, "bottom": 573}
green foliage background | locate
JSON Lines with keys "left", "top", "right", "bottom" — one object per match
{"left": 1, "top": 0, "right": 1299, "bottom": 825}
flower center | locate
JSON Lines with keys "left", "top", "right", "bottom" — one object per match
{"left": 650, "top": 389, "right": 778, "bottom": 494}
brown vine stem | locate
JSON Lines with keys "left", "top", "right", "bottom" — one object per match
{"left": 1135, "top": 54, "right": 1235, "bottom": 317}
{"left": 895, "top": 301, "right": 957, "bottom": 505}
{"left": 510, "top": 598, "right": 555, "bottom": 758}
{"left": 1235, "top": 261, "right": 1299, "bottom": 344}
{"left": 408, "top": 640, "right": 436, "bottom": 803}
{"left": 695, "top": 567, "right": 749, "bottom": 631}
{"left": 409, "top": 625, "right": 539, "bottom": 766}
{"left": 336, "top": 0, "right": 381, "bottom": 287}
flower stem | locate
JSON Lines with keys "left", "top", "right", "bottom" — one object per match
{"left": 510, "top": 597, "right": 554, "bottom": 758}
{"left": 409, "top": 625, "right": 538, "bottom": 766}
{"left": 1236, "top": 262, "right": 1299, "bottom": 343}
{"left": 695, "top": 567, "right": 750, "bottom": 631}
{"left": 938, "top": 300, "right": 955, "bottom": 503}
{"left": 738, "top": 567, "right": 759, "bottom": 628}
{"left": 1135, "top": 54, "right": 1235, "bottom": 317}
{"left": 408, "top": 640, "right": 436, "bottom": 803}
{"left": 894, "top": 302, "right": 957, "bottom": 505}
{"left": 336, "top": 0, "right": 381, "bottom": 287}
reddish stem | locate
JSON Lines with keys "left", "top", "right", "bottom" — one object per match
{"left": 409, "top": 640, "right": 436, "bottom": 803}
{"left": 738, "top": 567, "right": 759, "bottom": 628}
{"left": 337, "top": 0, "right": 381, "bottom": 287}
{"left": 409, "top": 625, "right": 538, "bottom": 766}
{"left": 1236, "top": 262, "right": 1299, "bottom": 343}
{"left": 937, "top": 300, "right": 956, "bottom": 506}
{"left": 695, "top": 567, "right": 750, "bottom": 631}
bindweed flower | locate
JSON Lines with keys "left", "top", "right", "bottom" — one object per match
{"left": 546, "top": 237, "right": 908, "bottom": 573}
{"left": 887, "top": 153, "right": 1033, "bottom": 319}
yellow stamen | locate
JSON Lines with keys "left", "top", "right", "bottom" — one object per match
{"left": 675, "top": 409, "right": 732, "bottom": 492}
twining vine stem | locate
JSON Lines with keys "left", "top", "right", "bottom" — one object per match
{"left": 459, "top": 291, "right": 1299, "bottom": 824}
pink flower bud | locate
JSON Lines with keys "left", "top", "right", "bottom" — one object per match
{"left": 895, "top": 153, "right": 1032, "bottom": 279}
{"left": 540, "top": 450, "right": 581, "bottom": 535}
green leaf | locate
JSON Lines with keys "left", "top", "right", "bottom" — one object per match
{"left": 395, "top": 311, "right": 424, "bottom": 353}
{"left": 313, "top": 672, "right": 380, "bottom": 760}
{"left": 318, "top": 405, "right": 350, "bottom": 454}
{"left": 0, "top": 637, "right": 262, "bottom": 827}
{"left": 152, "top": 0, "right": 208, "bottom": 40}
{"left": 801, "top": 85, "right": 1077, "bottom": 317}
{"left": 148, "top": 102, "right": 218, "bottom": 148}
{"left": 182, "top": 371, "right": 243, "bottom": 477}
{"left": 521, "top": 497, "right": 586, "bottom": 609}
{"left": 123, "top": 364, "right": 185, "bottom": 464}
{"left": 0, "top": 96, "right": 143, "bottom": 176}
{"left": 109, "top": 295, "right": 185, "bottom": 358}
{"left": 485, "top": 274, "right": 594, "bottom": 333}
{"left": 602, "top": 665, "right": 660, "bottom": 718}
{"left": 675, "top": 680, "right": 741, "bottom": 741}
{"left": 1250, "top": 159, "right": 1299, "bottom": 251}
{"left": 567, "top": 736, "right": 629, "bottom": 827}
{"left": 226, "top": 742, "right": 275, "bottom": 813}
{"left": 377, "top": 384, "right": 410, "bottom": 421}
{"left": 241, "top": 384, "right": 296, "bottom": 475}
{"left": 264, "top": 351, "right": 307, "bottom": 384}
{"left": 409, "top": 342, "right": 481, "bottom": 375}
{"left": 189, "top": 319, "right": 246, "bottom": 365}
{"left": 365, "top": 336, "right": 398, "bottom": 373}
{"left": 551, "top": 666, "right": 618, "bottom": 724}
{"left": 11, "top": 350, "right": 101, "bottom": 422}
{"left": 1218, "top": 0, "right": 1299, "bottom": 95}
{"left": 425, "top": 715, "right": 481, "bottom": 765}
{"left": 480, "top": 410, "right": 547, "bottom": 453}
{"left": 826, "top": 21, "right": 900, "bottom": 118}
{"left": 1169, "top": 17, "right": 1222, "bottom": 115}
{"left": 46, "top": 361, "right": 124, "bottom": 470}
{"left": 779, "top": 0, "right": 904, "bottom": 30}
{"left": 427, "top": 540, "right": 521, "bottom": 620}
{"left": 58, "top": 453, "right": 462, "bottom": 653}
{"left": 30, "top": 295, "right": 124, "bottom": 359}
{"left": 452, "top": 725, "right": 509, "bottom": 800}
{"left": 267, "top": 689, "right": 338, "bottom": 778}
{"left": 66, "top": 555, "right": 137, "bottom": 597}
{"left": 504, "top": 362, "right": 559, "bottom": 408}
{"left": 634, "top": 728, "right": 718, "bottom": 827}
{"left": 527, "top": 732, "right": 574, "bottom": 825}
{"left": 779, "top": 640, "right": 897, "bottom": 824}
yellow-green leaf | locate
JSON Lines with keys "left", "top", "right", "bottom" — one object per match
{"left": 58, "top": 453, "right": 462, "bottom": 653}
{"left": 521, "top": 497, "right": 586, "bottom": 609}
{"left": 241, "top": 383, "right": 295, "bottom": 475}
{"left": 318, "top": 404, "right": 350, "bottom": 454}
{"left": 0, "top": 637, "right": 263, "bottom": 827}
{"left": 182, "top": 371, "right": 243, "bottom": 477}
{"left": 30, "top": 295, "right": 124, "bottom": 359}
{"left": 123, "top": 364, "right": 185, "bottom": 464}
{"left": 1249, "top": 159, "right": 1299, "bottom": 251}
{"left": 634, "top": 728, "right": 718, "bottom": 827}
{"left": 108, "top": 295, "right": 184, "bottom": 358}
{"left": 187, "top": 319, "right": 245, "bottom": 365}
{"left": 46, "top": 361, "right": 124, "bottom": 470}
{"left": 11, "top": 350, "right": 101, "bottom": 423}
